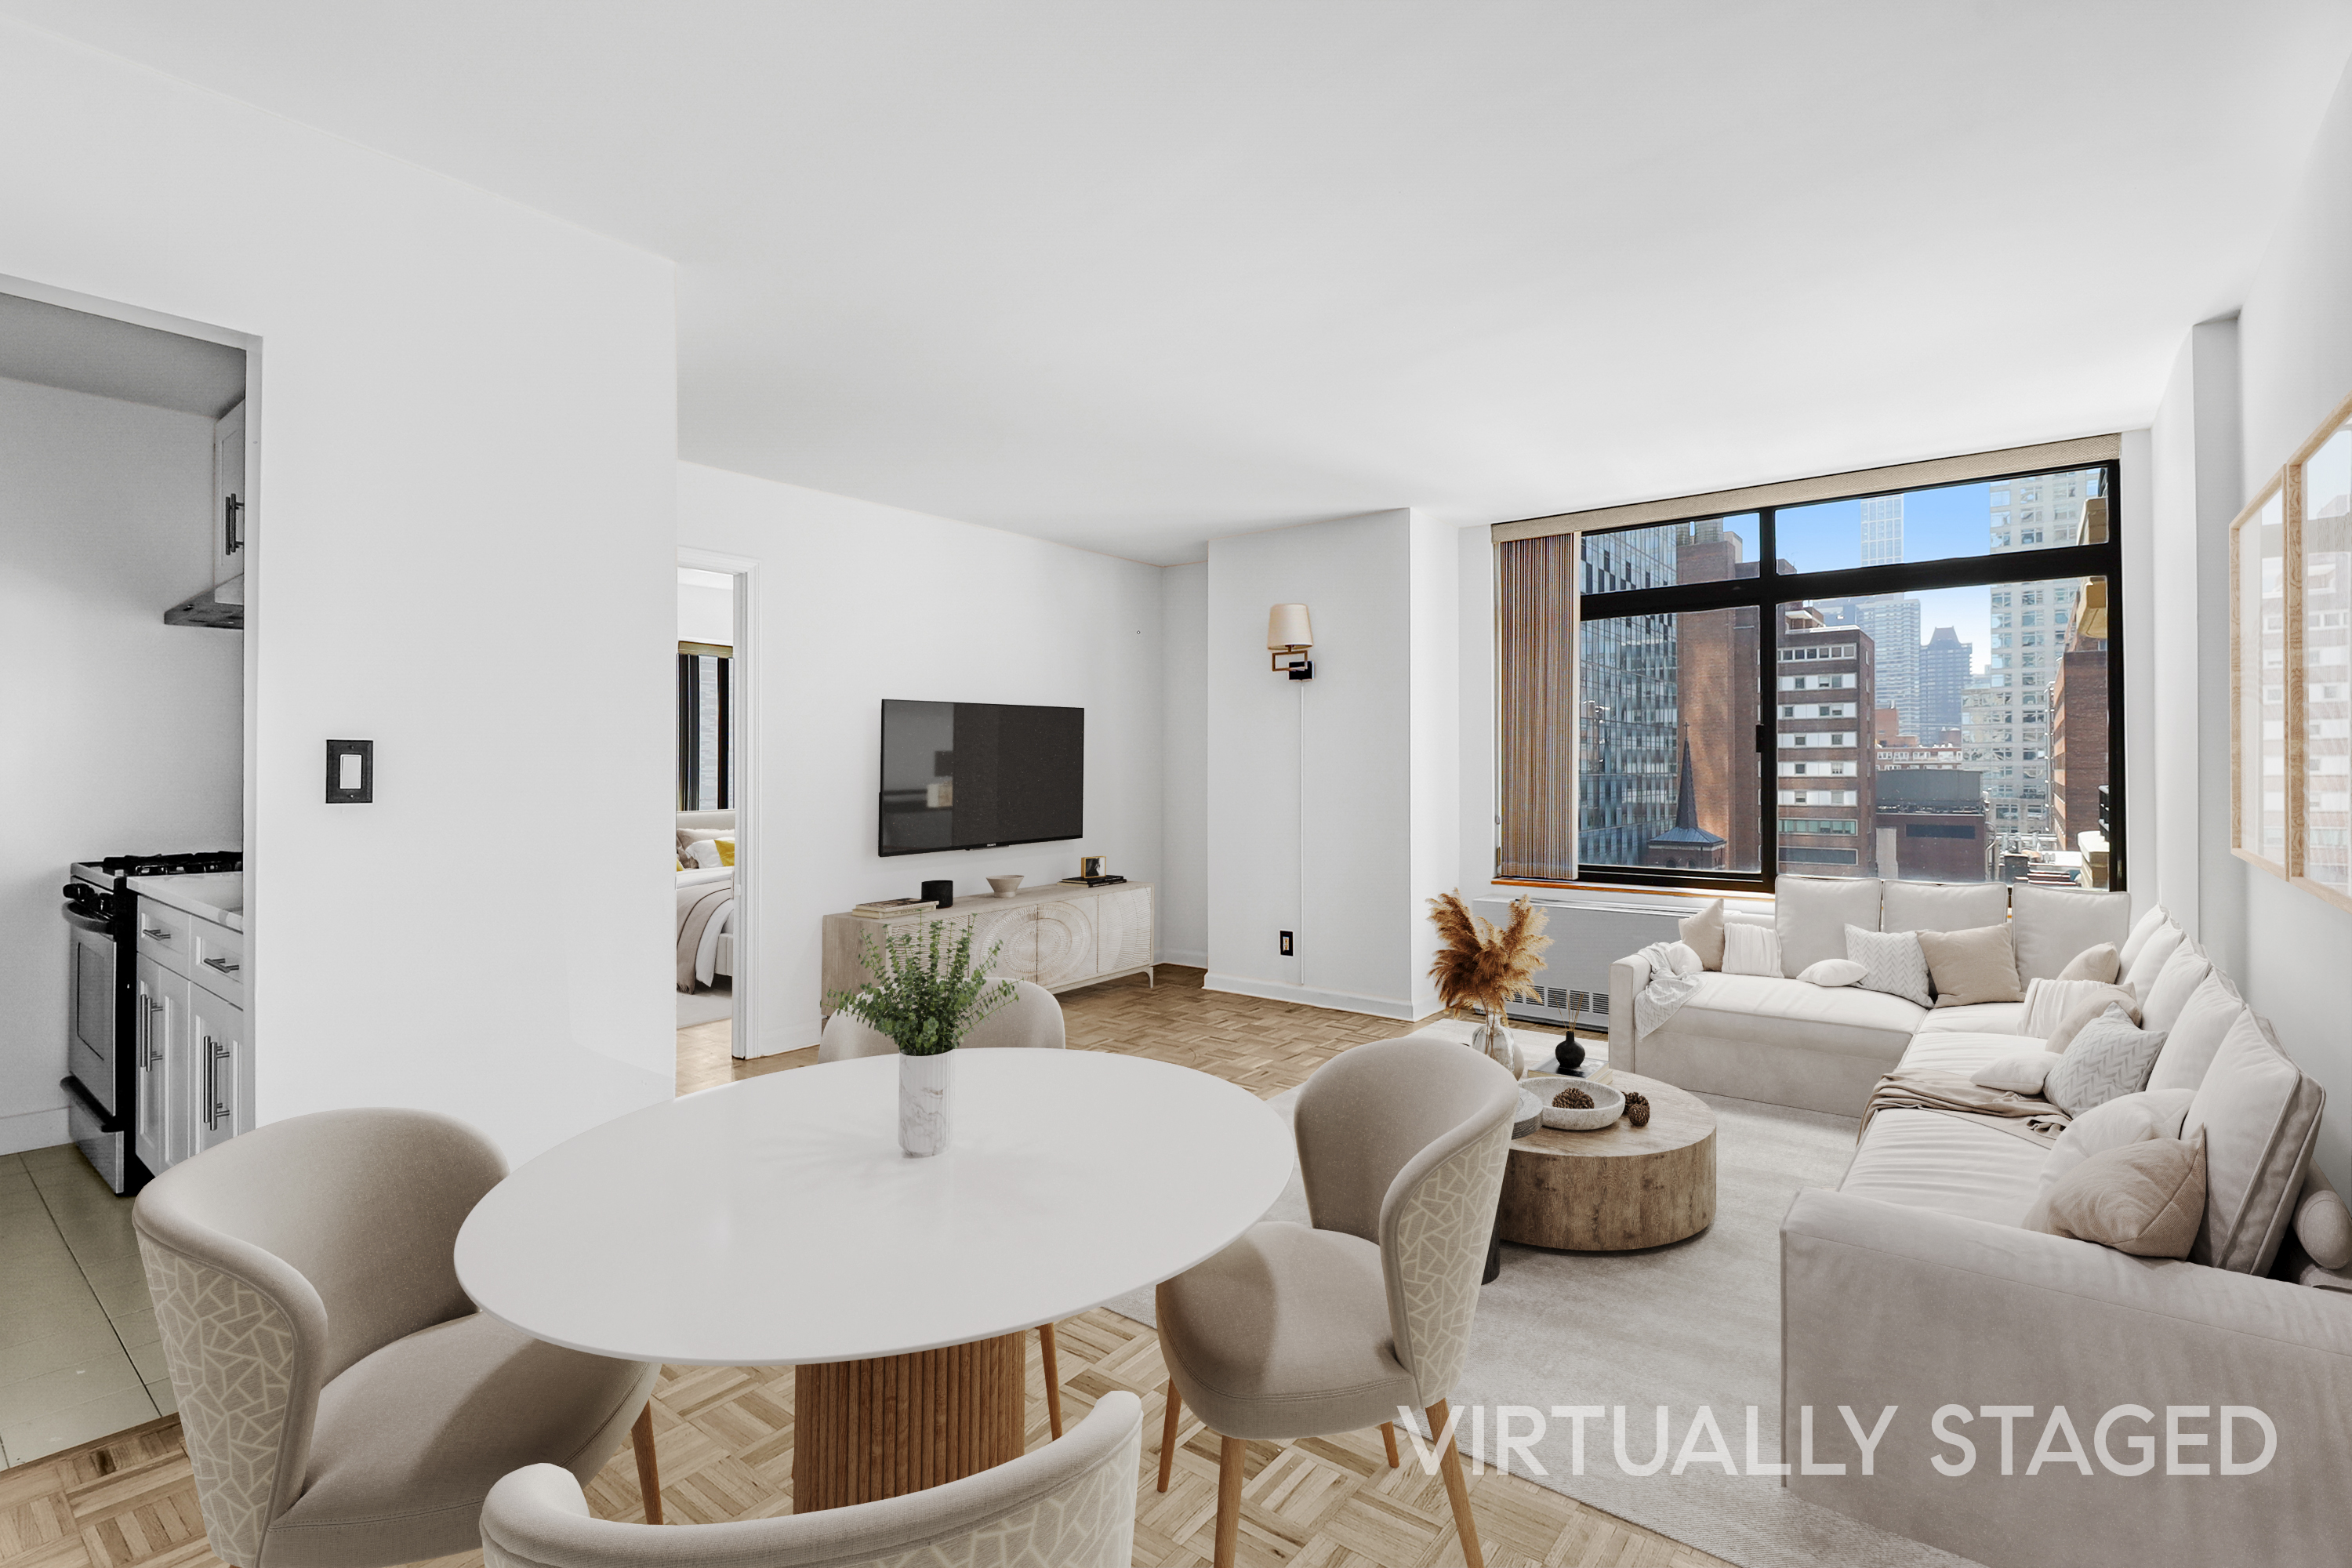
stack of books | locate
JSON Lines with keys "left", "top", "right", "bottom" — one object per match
{"left": 851, "top": 898, "right": 938, "bottom": 919}
{"left": 1059, "top": 874, "right": 1128, "bottom": 887}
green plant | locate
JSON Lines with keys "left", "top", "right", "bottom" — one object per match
{"left": 825, "top": 920, "right": 1017, "bottom": 1056}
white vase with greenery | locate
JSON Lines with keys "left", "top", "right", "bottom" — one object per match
{"left": 826, "top": 921, "right": 1015, "bottom": 1156}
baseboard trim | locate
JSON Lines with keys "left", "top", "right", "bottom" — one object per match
{"left": 0, "top": 1107, "right": 69, "bottom": 1157}
{"left": 1202, "top": 973, "right": 1418, "bottom": 1022}
{"left": 1157, "top": 947, "right": 1209, "bottom": 968}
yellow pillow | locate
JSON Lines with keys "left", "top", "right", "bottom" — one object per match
{"left": 717, "top": 837, "right": 735, "bottom": 866}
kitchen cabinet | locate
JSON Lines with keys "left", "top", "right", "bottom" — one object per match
{"left": 134, "top": 893, "right": 249, "bottom": 1168}
{"left": 133, "top": 956, "right": 189, "bottom": 1174}
{"left": 212, "top": 401, "right": 246, "bottom": 588}
{"left": 187, "top": 983, "right": 245, "bottom": 1156}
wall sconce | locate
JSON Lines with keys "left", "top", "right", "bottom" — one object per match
{"left": 1268, "top": 603, "right": 1313, "bottom": 680}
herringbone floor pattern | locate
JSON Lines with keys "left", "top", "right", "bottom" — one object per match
{"left": 3, "top": 968, "right": 1723, "bottom": 1568}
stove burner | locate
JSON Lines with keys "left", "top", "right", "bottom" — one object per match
{"left": 96, "top": 851, "right": 244, "bottom": 877}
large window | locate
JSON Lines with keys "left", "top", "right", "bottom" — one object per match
{"left": 1496, "top": 442, "right": 2124, "bottom": 891}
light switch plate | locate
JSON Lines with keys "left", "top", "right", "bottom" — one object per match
{"left": 325, "top": 739, "right": 373, "bottom": 804}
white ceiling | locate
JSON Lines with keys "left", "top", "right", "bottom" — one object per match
{"left": 9, "top": 2, "right": 2350, "bottom": 563}
{"left": 0, "top": 290, "right": 245, "bottom": 417}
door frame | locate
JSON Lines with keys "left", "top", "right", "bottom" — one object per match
{"left": 679, "top": 546, "right": 760, "bottom": 1058}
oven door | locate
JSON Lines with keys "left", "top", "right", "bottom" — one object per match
{"left": 65, "top": 906, "right": 120, "bottom": 1117}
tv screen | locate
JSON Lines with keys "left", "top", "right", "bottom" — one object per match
{"left": 879, "top": 700, "right": 1084, "bottom": 856}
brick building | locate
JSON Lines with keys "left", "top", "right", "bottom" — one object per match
{"left": 1776, "top": 608, "right": 1876, "bottom": 874}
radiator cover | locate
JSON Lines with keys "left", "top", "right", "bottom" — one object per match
{"left": 1472, "top": 896, "right": 1687, "bottom": 1030}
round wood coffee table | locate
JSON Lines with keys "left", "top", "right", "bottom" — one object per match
{"left": 1497, "top": 1071, "right": 1716, "bottom": 1250}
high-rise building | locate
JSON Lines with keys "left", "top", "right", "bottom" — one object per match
{"left": 2049, "top": 614, "right": 2110, "bottom": 851}
{"left": 1969, "top": 470, "right": 2098, "bottom": 843}
{"left": 1775, "top": 608, "right": 1876, "bottom": 874}
{"left": 1815, "top": 594, "right": 1920, "bottom": 738}
{"left": 1860, "top": 495, "right": 1903, "bottom": 566}
{"left": 1577, "top": 524, "right": 1682, "bottom": 866}
{"left": 1918, "top": 625, "right": 1971, "bottom": 739}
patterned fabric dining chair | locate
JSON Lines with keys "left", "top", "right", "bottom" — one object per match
{"left": 1151, "top": 1034, "right": 1519, "bottom": 1568}
{"left": 134, "top": 1108, "right": 663, "bottom": 1568}
{"left": 481, "top": 1389, "right": 1142, "bottom": 1568}
{"left": 818, "top": 975, "right": 1075, "bottom": 1435}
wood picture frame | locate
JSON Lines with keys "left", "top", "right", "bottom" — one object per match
{"left": 2229, "top": 473, "right": 2288, "bottom": 878}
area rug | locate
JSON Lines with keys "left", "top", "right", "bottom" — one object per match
{"left": 1106, "top": 1064, "right": 1982, "bottom": 1568}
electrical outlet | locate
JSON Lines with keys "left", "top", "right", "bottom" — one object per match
{"left": 1279, "top": 931, "right": 1294, "bottom": 956}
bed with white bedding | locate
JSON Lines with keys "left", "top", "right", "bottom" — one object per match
{"left": 677, "top": 811, "right": 736, "bottom": 993}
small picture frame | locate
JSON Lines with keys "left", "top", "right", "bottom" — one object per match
{"left": 1080, "top": 856, "right": 1106, "bottom": 878}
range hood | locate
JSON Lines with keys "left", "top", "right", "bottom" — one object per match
{"left": 165, "top": 574, "right": 243, "bottom": 630}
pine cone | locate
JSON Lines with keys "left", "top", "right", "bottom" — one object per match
{"left": 1551, "top": 1086, "right": 1594, "bottom": 1109}
{"left": 1624, "top": 1091, "right": 1651, "bottom": 1128}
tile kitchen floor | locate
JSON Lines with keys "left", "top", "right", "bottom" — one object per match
{"left": 0, "top": 1145, "right": 167, "bottom": 1467}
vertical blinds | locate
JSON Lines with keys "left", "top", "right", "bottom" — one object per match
{"left": 1497, "top": 533, "right": 1579, "bottom": 880}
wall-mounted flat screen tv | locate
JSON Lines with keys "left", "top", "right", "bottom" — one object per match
{"left": 879, "top": 700, "right": 1084, "bottom": 856}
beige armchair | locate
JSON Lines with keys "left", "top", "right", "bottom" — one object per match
{"left": 481, "top": 1389, "right": 1142, "bottom": 1568}
{"left": 134, "top": 1109, "right": 662, "bottom": 1568}
{"left": 818, "top": 976, "right": 1073, "bottom": 1435}
{"left": 1153, "top": 1035, "right": 1517, "bottom": 1568}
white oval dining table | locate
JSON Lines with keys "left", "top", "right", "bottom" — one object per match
{"left": 455, "top": 1049, "right": 1292, "bottom": 1512}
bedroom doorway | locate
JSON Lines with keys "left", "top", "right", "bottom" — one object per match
{"left": 676, "top": 556, "right": 754, "bottom": 1078}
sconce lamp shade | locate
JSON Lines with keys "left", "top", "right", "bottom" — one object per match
{"left": 1267, "top": 604, "right": 1314, "bottom": 652}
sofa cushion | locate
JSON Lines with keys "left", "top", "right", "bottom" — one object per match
{"left": 2146, "top": 975, "right": 2248, "bottom": 1093}
{"left": 1845, "top": 924, "right": 1931, "bottom": 1007}
{"left": 2183, "top": 1011, "right": 2326, "bottom": 1274}
{"left": 1840, "top": 1109, "right": 2047, "bottom": 1227}
{"left": 2122, "top": 923, "right": 2186, "bottom": 1004}
{"left": 1679, "top": 899, "right": 1726, "bottom": 971}
{"left": 2010, "top": 884, "right": 2132, "bottom": 982}
{"left": 1914, "top": 1001, "right": 2025, "bottom": 1036}
{"left": 1879, "top": 880, "right": 2009, "bottom": 935}
{"left": 2294, "top": 1167, "right": 2352, "bottom": 1271}
{"left": 1918, "top": 923, "right": 2023, "bottom": 1007}
{"left": 1661, "top": 972, "right": 1922, "bottom": 1062}
{"left": 1776, "top": 875, "right": 1881, "bottom": 978}
{"left": 2117, "top": 902, "right": 2171, "bottom": 968}
{"left": 1723, "top": 921, "right": 1782, "bottom": 977}
{"left": 2140, "top": 941, "right": 2212, "bottom": 1035}
{"left": 1897, "top": 1029, "right": 2034, "bottom": 1079}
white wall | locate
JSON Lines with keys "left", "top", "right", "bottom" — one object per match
{"left": 677, "top": 463, "right": 1164, "bottom": 1053}
{"left": 0, "top": 20, "right": 680, "bottom": 1163}
{"left": 678, "top": 569, "right": 735, "bottom": 646}
{"left": 0, "top": 378, "right": 236, "bottom": 1155}
{"left": 1202, "top": 510, "right": 1458, "bottom": 1018}
{"left": 1158, "top": 563, "right": 1208, "bottom": 965}
{"left": 2216, "top": 53, "right": 2352, "bottom": 1187}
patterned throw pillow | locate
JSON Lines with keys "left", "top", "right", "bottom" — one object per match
{"left": 2044, "top": 1004, "right": 2169, "bottom": 1117}
{"left": 1844, "top": 924, "right": 1932, "bottom": 1007}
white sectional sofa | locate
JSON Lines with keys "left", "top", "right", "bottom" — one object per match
{"left": 1608, "top": 876, "right": 2129, "bottom": 1116}
{"left": 1613, "top": 880, "right": 2349, "bottom": 1568}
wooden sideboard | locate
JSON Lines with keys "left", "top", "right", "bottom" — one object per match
{"left": 822, "top": 880, "right": 1156, "bottom": 1014}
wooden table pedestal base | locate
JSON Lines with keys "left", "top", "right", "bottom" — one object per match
{"left": 792, "top": 1331, "right": 1028, "bottom": 1512}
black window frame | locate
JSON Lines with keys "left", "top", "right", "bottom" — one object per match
{"left": 1542, "top": 459, "right": 2125, "bottom": 894}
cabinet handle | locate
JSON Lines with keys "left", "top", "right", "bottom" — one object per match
{"left": 143, "top": 927, "right": 171, "bottom": 942}
{"left": 201, "top": 1036, "right": 216, "bottom": 1128}
{"left": 142, "top": 997, "right": 162, "bottom": 1068}
{"left": 209, "top": 1039, "right": 232, "bottom": 1129}
{"left": 225, "top": 495, "right": 243, "bottom": 556}
{"left": 203, "top": 956, "right": 241, "bottom": 975}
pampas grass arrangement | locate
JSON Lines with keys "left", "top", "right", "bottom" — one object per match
{"left": 1427, "top": 890, "right": 1552, "bottom": 1020}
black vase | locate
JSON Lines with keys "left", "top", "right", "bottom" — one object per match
{"left": 922, "top": 878, "right": 954, "bottom": 909}
{"left": 1553, "top": 1037, "right": 1587, "bottom": 1076}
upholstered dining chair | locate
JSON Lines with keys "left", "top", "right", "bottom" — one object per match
{"left": 1152, "top": 1034, "right": 1518, "bottom": 1568}
{"left": 481, "top": 1389, "right": 1142, "bottom": 1568}
{"left": 133, "top": 1108, "right": 664, "bottom": 1568}
{"left": 819, "top": 975, "right": 1075, "bottom": 1436}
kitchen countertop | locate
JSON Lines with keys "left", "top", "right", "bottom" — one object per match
{"left": 128, "top": 872, "right": 243, "bottom": 931}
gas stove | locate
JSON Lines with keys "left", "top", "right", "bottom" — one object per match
{"left": 75, "top": 850, "right": 244, "bottom": 883}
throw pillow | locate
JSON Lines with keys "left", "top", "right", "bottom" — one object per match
{"left": 2145, "top": 975, "right": 2244, "bottom": 1093}
{"left": 2295, "top": 1168, "right": 2352, "bottom": 1272}
{"left": 2056, "top": 943, "right": 2121, "bottom": 983}
{"left": 1844, "top": 924, "right": 1932, "bottom": 1007}
{"left": 2025, "top": 1131, "right": 2206, "bottom": 1258}
{"left": 1971, "top": 1052, "right": 2065, "bottom": 1094}
{"left": 1722, "top": 921, "right": 1781, "bottom": 978}
{"left": 2185, "top": 1011, "right": 2328, "bottom": 1274}
{"left": 2043, "top": 1004, "right": 2168, "bottom": 1117}
{"left": 716, "top": 837, "right": 737, "bottom": 866}
{"left": 1796, "top": 958, "right": 1866, "bottom": 987}
{"left": 2117, "top": 902, "right": 2172, "bottom": 969}
{"left": 2139, "top": 941, "right": 2211, "bottom": 1035}
{"left": 1917, "top": 923, "right": 2022, "bottom": 1007}
{"left": 687, "top": 839, "right": 724, "bottom": 869}
{"left": 2041, "top": 984, "right": 2142, "bottom": 1054}
{"left": 2122, "top": 922, "right": 2186, "bottom": 1004}
{"left": 2020, "top": 978, "right": 2138, "bottom": 1042}
{"left": 1679, "top": 899, "right": 1726, "bottom": 971}
{"left": 2033, "top": 1087, "right": 2196, "bottom": 1207}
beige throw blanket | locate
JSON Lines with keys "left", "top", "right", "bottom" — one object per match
{"left": 677, "top": 873, "right": 733, "bottom": 993}
{"left": 1860, "top": 1066, "right": 2072, "bottom": 1148}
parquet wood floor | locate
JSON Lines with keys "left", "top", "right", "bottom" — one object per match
{"left": 0, "top": 970, "right": 1719, "bottom": 1568}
